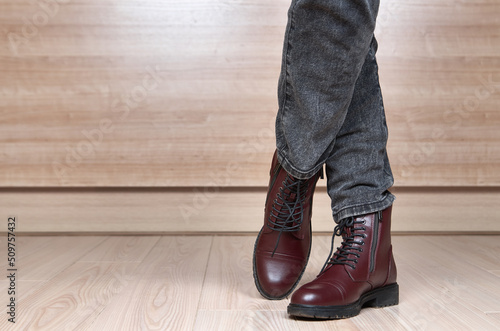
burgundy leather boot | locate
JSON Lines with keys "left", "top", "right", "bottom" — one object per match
{"left": 288, "top": 206, "right": 398, "bottom": 318}
{"left": 253, "top": 151, "right": 323, "bottom": 299}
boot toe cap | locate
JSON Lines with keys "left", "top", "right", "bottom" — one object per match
{"left": 254, "top": 253, "right": 306, "bottom": 299}
{"left": 291, "top": 281, "right": 347, "bottom": 306}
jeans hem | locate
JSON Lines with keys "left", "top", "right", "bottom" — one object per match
{"left": 277, "top": 151, "right": 324, "bottom": 180}
{"left": 332, "top": 192, "right": 395, "bottom": 223}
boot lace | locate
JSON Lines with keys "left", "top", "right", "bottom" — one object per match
{"left": 267, "top": 174, "right": 308, "bottom": 256}
{"left": 319, "top": 217, "right": 366, "bottom": 273}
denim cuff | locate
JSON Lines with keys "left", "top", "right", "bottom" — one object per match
{"left": 277, "top": 151, "right": 324, "bottom": 180}
{"left": 332, "top": 192, "right": 396, "bottom": 223}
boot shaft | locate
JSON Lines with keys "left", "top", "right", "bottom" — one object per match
{"left": 321, "top": 206, "right": 396, "bottom": 286}
{"left": 263, "top": 151, "right": 322, "bottom": 240}
{"left": 348, "top": 206, "right": 396, "bottom": 286}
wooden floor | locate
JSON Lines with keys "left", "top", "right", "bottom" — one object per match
{"left": 0, "top": 235, "right": 499, "bottom": 330}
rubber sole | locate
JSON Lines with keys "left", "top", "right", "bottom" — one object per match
{"left": 287, "top": 283, "right": 399, "bottom": 319}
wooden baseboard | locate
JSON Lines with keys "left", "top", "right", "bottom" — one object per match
{"left": 1, "top": 187, "right": 499, "bottom": 233}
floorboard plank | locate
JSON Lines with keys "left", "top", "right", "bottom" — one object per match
{"left": 392, "top": 236, "right": 500, "bottom": 329}
{"left": 80, "top": 236, "right": 161, "bottom": 262}
{"left": 194, "top": 311, "right": 301, "bottom": 331}
{"left": 4, "top": 236, "right": 106, "bottom": 281}
{"left": 86, "top": 236, "right": 212, "bottom": 331}
{"left": 0, "top": 262, "right": 139, "bottom": 330}
{"left": 197, "top": 236, "right": 285, "bottom": 312}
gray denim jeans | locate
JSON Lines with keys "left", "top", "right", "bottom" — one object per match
{"left": 275, "top": 0, "right": 395, "bottom": 222}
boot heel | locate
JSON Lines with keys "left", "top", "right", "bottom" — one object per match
{"left": 366, "top": 283, "right": 399, "bottom": 308}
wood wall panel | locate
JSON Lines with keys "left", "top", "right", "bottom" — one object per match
{"left": 1, "top": 0, "right": 499, "bottom": 187}
{"left": 2, "top": 188, "right": 499, "bottom": 234}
